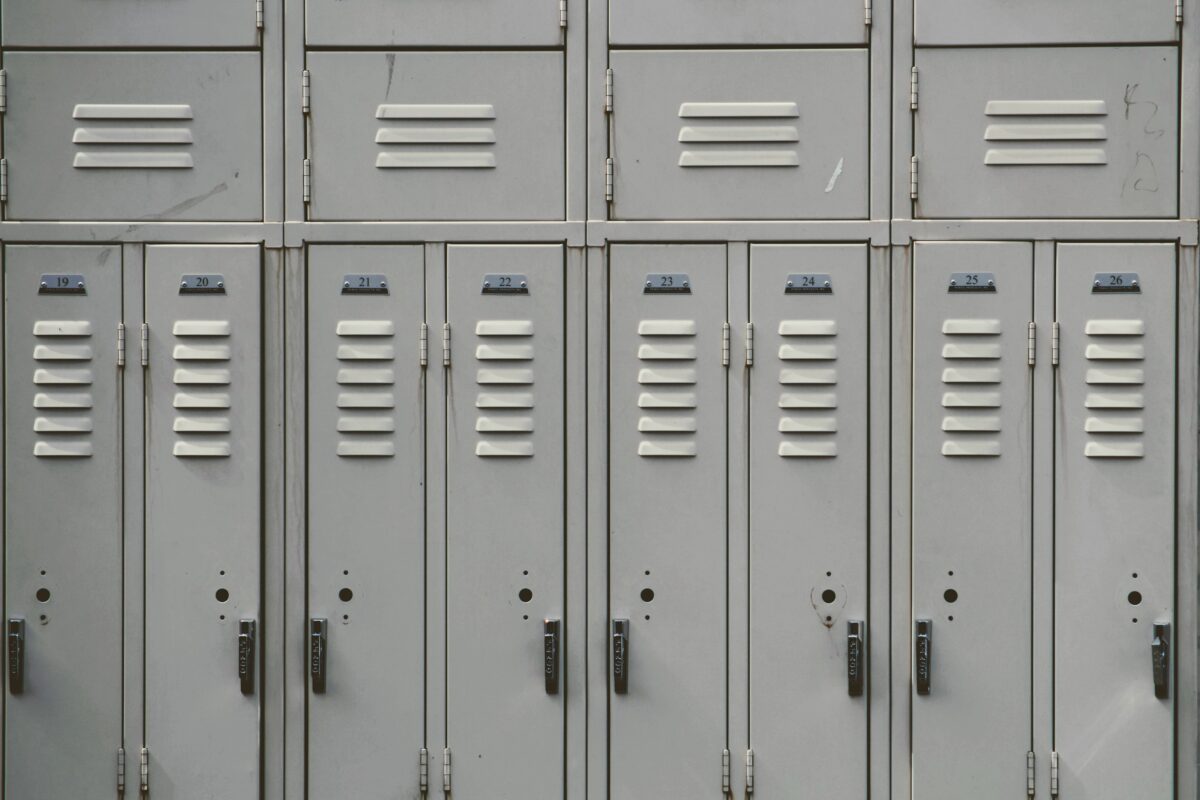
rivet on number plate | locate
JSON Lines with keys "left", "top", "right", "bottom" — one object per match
{"left": 785, "top": 273, "right": 833, "bottom": 294}
{"left": 1092, "top": 272, "right": 1140, "bottom": 294}
{"left": 342, "top": 274, "right": 390, "bottom": 295}
{"left": 644, "top": 273, "right": 691, "bottom": 294}
{"left": 38, "top": 274, "right": 86, "bottom": 295}
{"left": 482, "top": 274, "right": 529, "bottom": 295}
{"left": 948, "top": 272, "right": 996, "bottom": 292}
{"left": 179, "top": 274, "right": 226, "bottom": 295}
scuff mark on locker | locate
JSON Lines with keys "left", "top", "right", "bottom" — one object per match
{"left": 137, "top": 182, "right": 228, "bottom": 221}
{"left": 824, "top": 157, "right": 844, "bottom": 193}
{"left": 384, "top": 53, "right": 396, "bottom": 98}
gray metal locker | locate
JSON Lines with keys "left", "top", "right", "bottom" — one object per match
{"left": 608, "top": 50, "right": 869, "bottom": 221}
{"left": 3, "top": 245, "right": 124, "bottom": 800}
{"left": 306, "top": 0, "right": 563, "bottom": 47}
{"left": 444, "top": 245, "right": 566, "bottom": 797}
{"left": 144, "top": 245, "right": 262, "bottom": 800}
{"left": 3, "top": 52, "right": 263, "bottom": 222}
{"left": 915, "top": 0, "right": 1177, "bottom": 45}
{"left": 911, "top": 242, "right": 1033, "bottom": 799}
{"left": 609, "top": 0, "right": 867, "bottom": 45}
{"left": 747, "top": 245, "right": 868, "bottom": 797}
{"left": 913, "top": 47, "right": 1178, "bottom": 219}
{"left": 305, "top": 52, "right": 564, "bottom": 222}
{"left": 3, "top": 0, "right": 260, "bottom": 47}
{"left": 1053, "top": 244, "right": 1176, "bottom": 799}
{"left": 306, "top": 246, "right": 427, "bottom": 800}
{"left": 608, "top": 244, "right": 728, "bottom": 797}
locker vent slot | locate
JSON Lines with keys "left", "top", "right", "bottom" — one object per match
{"left": 171, "top": 319, "right": 234, "bottom": 458}
{"left": 776, "top": 319, "right": 838, "bottom": 458}
{"left": 71, "top": 104, "right": 195, "bottom": 170}
{"left": 940, "top": 318, "right": 1003, "bottom": 457}
{"left": 374, "top": 104, "right": 497, "bottom": 169}
{"left": 334, "top": 319, "right": 396, "bottom": 458}
{"left": 474, "top": 320, "right": 536, "bottom": 457}
{"left": 676, "top": 102, "right": 800, "bottom": 168}
{"left": 637, "top": 319, "right": 698, "bottom": 457}
{"left": 1082, "top": 318, "right": 1146, "bottom": 459}
{"left": 982, "top": 99, "right": 1107, "bottom": 167}
{"left": 31, "top": 319, "right": 95, "bottom": 457}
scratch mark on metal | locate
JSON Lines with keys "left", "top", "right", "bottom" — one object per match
{"left": 825, "top": 157, "right": 844, "bottom": 193}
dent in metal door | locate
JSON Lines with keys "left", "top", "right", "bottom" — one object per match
{"left": 1054, "top": 244, "right": 1175, "bottom": 799}
{"left": 307, "top": 246, "right": 426, "bottom": 800}
{"left": 3, "top": 0, "right": 258, "bottom": 47}
{"left": 610, "top": 0, "right": 866, "bottom": 45}
{"left": 445, "top": 245, "right": 565, "bottom": 797}
{"left": 911, "top": 242, "right": 1033, "bottom": 800}
{"left": 144, "top": 245, "right": 261, "bottom": 800}
{"left": 3, "top": 245, "right": 123, "bottom": 800}
{"left": 747, "top": 245, "right": 868, "bottom": 796}
{"left": 915, "top": 0, "right": 1176, "bottom": 44}
{"left": 4, "top": 52, "right": 262, "bottom": 222}
{"left": 306, "top": 0, "right": 562, "bottom": 46}
{"left": 608, "top": 245, "right": 727, "bottom": 797}
{"left": 914, "top": 47, "right": 1178, "bottom": 219}
{"left": 609, "top": 51, "right": 868, "bottom": 220}
{"left": 306, "top": 52, "right": 564, "bottom": 221}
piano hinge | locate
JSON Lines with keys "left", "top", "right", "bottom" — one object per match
{"left": 721, "top": 749, "right": 731, "bottom": 795}
{"left": 419, "top": 322, "right": 429, "bottom": 367}
{"left": 1, "top": 159, "right": 9, "bottom": 205}
{"left": 1177, "top": 0, "right": 1184, "bottom": 23}
{"left": 139, "top": 747, "right": 149, "bottom": 794}
{"left": 117, "top": 747, "right": 126, "bottom": 794}
{"left": 256, "top": 0, "right": 264, "bottom": 30}
{"left": 605, "top": 158, "right": 614, "bottom": 202}
{"left": 865, "top": 0, "right": 873, "bottom": 25}
{"left": 117, "top": 323, "right": 127, "bottom": 368}
{"left": 604, "top": 68, "right": 614, "bottom": 113}
{"left": 745, "top": 322, "right": 755, "bottom": 367}
{"left": 1027, "top": 321, "right": 1036, "bottom": 366}
{"left": 721, "top": 322, "right": 731, "bottom": 367}
{"left": 746, "top": 749, "right": 755, "bottom": 794}
{"left": 1026, "top": 751, "right": 1036, "bottom": 797}
{"left": 559, "top": 0, "right": 568, "bottom": 28}
{"left": 418, "top": 748, "right": 429, "bottom": 793}
{"left": 909, "top": 156, "right": 919, "bottom": 200}
{"left": 1050, "top": 751, "right": 1060, "bottom": 797}
{"left": 302, "top": 158, "right": 312, "bottom": 204}
{"left": 909, "top": 66, "right": 919, "bottom": 111}
{"left": 1051, "top": 321, "right": 1060, "bottom": 367}
{"left": 139, "top": 323, "right": 150, "bottom": 367}
{"left": 0, "top": 69, "right": 8, "bottom": 114}
{"left": 442, "top": 323, "right": 451, "bottom": 367}
{"left": 301, "top": 69, "right": 311, "bottom": 114}
{"left": 442, "top": 748, "right": 452, "bottom": 793}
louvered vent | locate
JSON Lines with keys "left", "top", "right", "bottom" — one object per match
{"left": 31, "top": 320, "right": 95, "bottom": 457}
{"left": 676, "top": 102, "right": 800, "bottom": 168}
{"left": 940, "top": 318, "right": 1003, "bottom": 457}
{"left": 334, "top": 320, "right": 396, "bottom": 458}
{"left": 72, "top": 104, "right": 195, "bottom": 170}
{"left": 776, "top": 319, "right": 838, "bottom": 458}
{"left": 983, "top": 100, "right": 1107, "bottom": 166}
{"left": 474, "top": 320, "right": 535, "bottom": 458}
{"left": 375, "top": 104, "right": 497, "bottom": 169}
{"left": 172, "top": 320, "right": 233, "bottom": 458}
{"left": 636, "top": 319, "right": 698, "bottom": 457}
{"left": 1082, "top": 319, "right": 1146, "bottom": 458}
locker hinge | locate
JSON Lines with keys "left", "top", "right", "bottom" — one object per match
{"left": 441, "top": 323, "right": 451, "bottom": 367}
{"left": 745, "top": 749, "right": 755, "bottom": 794}
{"left": 1050, "top": 751, "right": 1060, "bottom": 797}
{"left": 117, "top": 323, "right": 127, "bottom": 368}
{"left": 117, "top": 747, "right": 126, "bottom": 794}
{"left": 1027, "top": 321, "right": 1036, "bottom": 367}
{"left": 1051, "top": 321, "right": 1060, "bottom": 367}
{"left": 1026, "top": 751, "right": 1036, "bottom": 797}
{"left": 419, "top": 322, "right": 429, "bottom": 367}
{"left": 745, "top": 322, "right": 754, "bottom": 367}
{"left": 0, "top": 159, "right": 8, "bottom": 204}
{"left": 605, "top": 158, "right": 614, "bottom": 202}
{"left": 1177, "top": 0, "right": 1184, "bottom": 23}
{"left": 302, "top": 158, "right": 312, "bottom": 204}
{"left": 301, "top": 69, "right": 311, "bottom": 114}
{"left": 909, "top": 156, "right": 919, "bottom": 200}
{"left": 909, "top": 67, "right": 919, "bottom": 111}
{"left": 721, "top": 749, "right": 731, "bottom": 795}
{"left": 864, "top": 0, "right": 873, "bottom": 25}
{"left": 0, "top": 69, "right": 8, "bottom": 114}
{"left": 604, "top": 68, "right": 614, "bottom": 113}
{"left": 721, "top": 322, "right": 731, "bottom": 367}
{"left": 256, "top": 0, "right": 264, "bottom": 30}
{"left": 139, "top": 747, "right": 149, "bottom": 795}
{"left": 139, "top": 323, "right": 150, "bottom": 367}
{"left": 442, "top": 748, "right": 452, "bottom": 793}
{"left": 418, "top": 748, "right": 429, "bottom": 793}
{"left": 559, "top": 0, "right": 568, "bottom": 28}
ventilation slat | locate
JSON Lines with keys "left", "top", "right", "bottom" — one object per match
{"left": 337, "top": 392, "right": 396, "bottom": 409}
{"left": 173, "top": 320, "right": 231, "bottom": 337}
{"left": 942, "top": 319, "right": 1001, "bottom": 335}
{"left": 1085, "top": 416, "right": 1144, "bottom": 434}
{"left": 173, "top": 392, "right": 232, "bottom": 409}
{"left": 638, "top": 368, "right": 697, "bottom": 385}
{"left": 637, "top": 416, "right": 697, "bottom": 433}
{"left": 942, "top": 342, "right": 1002, "bottom": 360}
{"left": 779, "top": 441, "right": 837, "bottom": 458}
{"left": 1084, "top": 319, "right": 1145, "bottom": 336}
{"left": 476, "top": 320, "right": 534, "bottom": 336}
{"left": 1085, "top": 343, "right": 1145, "bottom": 360}
{"left": 34, "top": 344, "right": 93, "bottom": 361}
{"left": 1085, "top": 441, "right": 1144, "bottom": 459}
{"left": 779, "top": 417, "right": 837, "bottom": 433}
{"left": 34, "top": 369, "right": 92, "bottom": 385}
{"left": 34, "top": 441, "right": 93, "bottom": 458}
{"left": 337, "top": 344, "right": 395, "bottom": 361}
{"left": 173, "top": 343, "right": 232, "bottom": 361}
{"left": 477, "top": 368, "right": 534, "bottom": 385}
{"left": 476, "top": 441, "right": 534, "bottom": 458}
{"left": 942, "top": 391, "right": 1002, "bottom": 408}
{"left": 476, "top": 344, "right": 534, "bottom": 361}
{"left": 34, "top": 392, "right": 92, "bottom": 409}
{"left": 779, "top": 343, "right": 837, "bottom": 361}
{"left": 638, "top": 392, "right": 697, "bottom": 409}
{"left": 174, "top": 417, "right": 232, "bottom": 433}
{"left": 33, "top": 320, "right": 92, "bottom": 336}
{"left": 476, "top": 393, "right": 534, "bottom": 409}
{"left": 173, "top": 441, "right": 231, "bottom": 458}
{"left": 637, "top": 320, "right": 696, "bottom": 336}
{"left": 638, "top": 343, "right": 697, "bottom": 360}
{"left": 173, "top": 368, "right": 232, "bottom": 386}
{"left": 942, "top": 441, "right": 1001, "bottom": 457}
{"left": 476, "top": 416, "right": 535, "bottom": 433}
{"left": 33, "top": 417, "right": 92, "bottom": 434}
{"left": 1085, "top": 392, "right": 1145, "bottom": 409}
{"left": 637, "top": 441, "right": 697, "bottom": 458}
{"left": 942, "top": 415, "right": 1001, "bottom": 432}
{"left": 337, "top": 417, "right": 396, "bottom": 433}
{"left": 336, "top": 320, "right": 395, "bottom": 337}
{"left": 779, "top": 392, "right": 837, "bottom": 409}
{"left": 779, "top": 320, "right": 836, "bottom": 336}
{"left": 942, "top": 367, "right": 1002, "bottom": 384}
{"left": 337, "top": 368, "right": 395, "bottom": 386}
{"left": 337, "top": 441, "right": 396, "bottom": 458}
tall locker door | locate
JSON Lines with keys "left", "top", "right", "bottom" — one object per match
{"left": 911, "top": 242, "right": 1033, "bottom": 799}
{"left": 307, "top": 246, "right": 427, "bottom": 799}
{"left": 445, "top": 245, "right": 566, "bottom": 797}
{"left": 747, "top": 245, "right": 868, "bottom": 796}
{"left": 1054, "top": 244, "right": 1176, "bottom": 799}
{"left": 144, "top": 245, "right": 262, "bottom": 800}
{"left": 608, "top": 244, "right": 728, "bottom": 797}
{"left": 3, "top": 245, "right": 124, "bottom": 800}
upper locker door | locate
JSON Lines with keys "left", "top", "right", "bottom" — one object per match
{"left": 914, "top": 47, "right": 1178, "bottom": 219}
{"left": 306, "top": 0, "right": 561, "bottom": 46}
{"left": 306, "top": 52, "right": 564, "bottom": 221}
{"left": 144, "top": 246, "right": 262, "bottom": 800}
{"left": 3, "top": 246, "right": 124, "bottom": 800}
{"left": 445, "top": 245, "right": 566, "bottom": 798}
{"left": 608, "top": 245, "right": 728, "bottom": 797}
{"left": 609, "top": 0, "right": 867, "bottom": 45}
{"left": 915, "top": 0, "right": 1177, "bottom": 44}
{"left": 1054, "top": 244, "right": 1176, "bottom": 799}
{"left": 911, "top": 243, "right": 1033, "bottom": 800}
{"left": 307, "top": 247, "right": 427, "bottom": 800}
{"left": 3, "top": 0, "right": 258, "bottom": 46}
{"left": 747, "top": 245, "right": 868, "bottom": 797}
{"left": 609, "top": 50, "right": 868, "bottom": 220}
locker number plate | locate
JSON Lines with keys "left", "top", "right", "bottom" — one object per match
{"left": 785, "top": 273, "right": 833, "bottom": 294}
{"left": 482, "top": 274, "right": 529, "bottom": 295}
{"left": 38, "top": 274, "right": 86, "bottom": 295}
{"left": 948, "top": 272, "right": 996, "bottom": 292}
{"left": 179, "top": 274, "right": 226, "bottom": 295}
{"left": 1092, "top": 272, "right": 1141, "bottom": 293}
{"left": 644, "top": 273, "right": 691, "bottom": 294}
{"left": 342, "top": 274, "right": 389, "bottom": 295}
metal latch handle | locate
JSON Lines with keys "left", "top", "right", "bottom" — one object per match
{"left": 612, "top": 619, "right": 630, "bottom": 695}
{"left": 544, "top": 619, "right": 560, "bottom": 695}
{"left": 1152, "top": 622, "right": 1170, "bottom": 699}
{"left": 847, "top": 620, "right": 865, "bottom": 697}
{"left": 310, "top": 618, "right": 328, "bottom": 694}
{"left": 7, "top": 619, "right": 24, "bottom": 694}
{"left": 238, "top": 619, "right": 256, "bottom": 695}
{"left": 915, "top": 619, "right": 932, "bottom": 696}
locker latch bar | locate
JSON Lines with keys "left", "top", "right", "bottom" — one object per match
{"left": 139, "top": 747, "right": 149, "bottom": 795}
{"left": 118, "top": 747, "right": 126, "bottom": 795}
{"left": 238, "top": 619, "right": 256, "bottom": 695}
{"left": 721, "top": 749, "right": 731, "bottom": 795}
{"left": 847, "top": 620, "right": 865, "bottom": 697}
{"left": 1026, "top": 751, "right": 1036, "bottom": 797}
{"left": 543, "top": 618, "right": 561, "bottom": 695}
{"left": 1050, "top": 751, "right": 1060, "bottom": 797}
{"left": 309, "top": 618, "right": 328, "bottom": 694}
{"left": 1152, "top": 622, "right": 1171, "bottom": 699}
{"left": 745, "top": 749, "right": 755, "bottom": 794}
{"left": 612, "top": 618, "right": 630, "bottom": 694}
{"left": 6, "top": 618, "right": 24, "bottom": 695}
{"left": 915, "top": 619, "right": 932, "bottom": 695}
{"left": 418, "top": 748, "right": 429, "bottom": 793}
{"left": 443, "top": 748, "right": 452, "bottom": 793}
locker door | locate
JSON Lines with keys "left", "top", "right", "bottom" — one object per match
{"left": 747, "top": 245, "right": 868, "bottom": 796}
{"left": 144, "top": 245, "right": 261, "bottom": 800}
{"left": 915, "top": 0, "right": 1175, "bottom": 45}
{"left": 911, "top": 242, "right": 1033, "bottom": 799}
{"left": 1054, "top": 244, "right": 1176, "bottom": 799}
{"left": 445, "top": 245, "right": 566, "bottom": 797}
{"left": 3, "top": 245, "right": 124, "bottom": 800}
{"left": 608, "top": 244, "right": 728, "bottom": 797}
{"left": 3, "top": 0, "right": 258, "bottom": 47}
{"left": 609, "top": 0, "right": 866, "bottom": 45}
{"left": 306, "top": 0, "right": 562, "bottom": 46}
{"left": 307, "top": 246, "right": 427, "bottom": 799}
